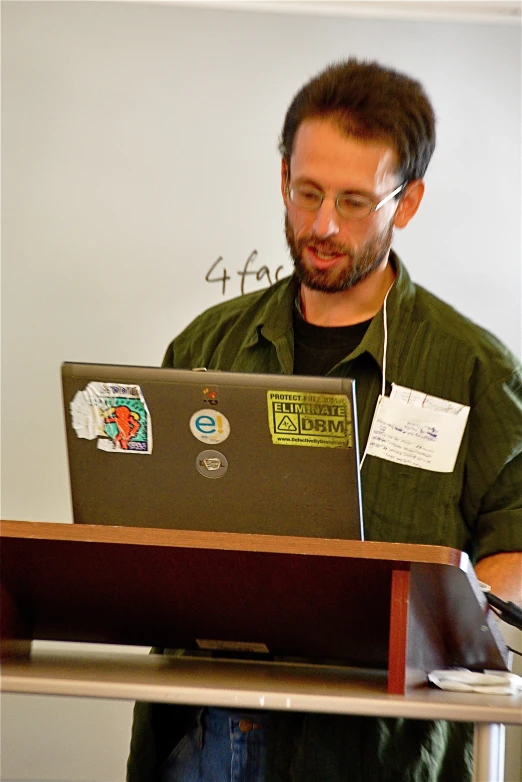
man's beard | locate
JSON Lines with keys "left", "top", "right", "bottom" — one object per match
{"left": 285, "top": 213, "right": 394, "bottom": 294}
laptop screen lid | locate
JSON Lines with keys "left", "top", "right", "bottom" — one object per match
{"left": 62, "top": 362, "right": 364, "bottom": 540}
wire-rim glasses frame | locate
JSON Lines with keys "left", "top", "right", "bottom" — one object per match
{"left": 286, "top": 181, "right": 408, "bottom": 221}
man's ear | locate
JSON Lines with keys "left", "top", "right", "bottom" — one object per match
{"left": 281, "top": 158, "right": 289, "bottom": 202}
{"left": 393, "top": 180, "right": 425, "bottom": 229}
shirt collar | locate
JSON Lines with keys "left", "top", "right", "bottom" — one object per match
{"left": 243, "top": 276, "right": 297, "bottom": 348}
{"left": 344, "top": 252, "right": 417, "bottom": 378}
{"left": 242, "top": 251, "right": 417, "bottom": 381}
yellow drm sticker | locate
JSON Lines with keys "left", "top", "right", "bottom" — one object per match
{"left": 267, "top": 390, "right": 352, "bottom": 448}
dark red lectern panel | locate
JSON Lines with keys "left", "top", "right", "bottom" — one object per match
{"left": 0, "top": 521, "right": 508, "bottom": 694}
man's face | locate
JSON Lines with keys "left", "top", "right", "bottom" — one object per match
{"left": 282, "top": 118, "right": 402, "bottom": 294}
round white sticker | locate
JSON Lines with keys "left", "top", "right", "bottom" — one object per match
{"left": 189, "top": 409, "right": 231, "bottom": 445}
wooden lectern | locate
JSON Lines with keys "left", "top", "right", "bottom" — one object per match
{"left": 0, "top": 519, "right": 509, "bottom": 694}
{"left": 2, "top": 520, "right": 520, "bottom": 782}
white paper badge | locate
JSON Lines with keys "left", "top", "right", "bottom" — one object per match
{"left": 190, "top": 409, "right": 230, "bottom": 445}
{"left": 365, "top": 393, "right": 470, "bottom": 473}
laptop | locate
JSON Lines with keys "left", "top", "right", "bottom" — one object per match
{"left": 62, "top": 362, "right": 364, "bottom": 540}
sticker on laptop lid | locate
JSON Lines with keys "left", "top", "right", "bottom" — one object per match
{"left": 267, "top": 390, "right": 352, "bottom": 448}
{"left": 196, "top": 449, "right": 228, "bottom": 478}
{"left": 70, "top": 381, "right": 152, "bottom": 453}
{"left": 190, "top": 409, "right": 230, "bottom": 444}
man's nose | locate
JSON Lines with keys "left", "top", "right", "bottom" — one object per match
{"left": 312, "top": 198, "right": 340, "bottom": 238}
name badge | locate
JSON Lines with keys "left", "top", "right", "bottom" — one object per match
{"left": 365, "top": 384, "right": 470, "bottom": 473}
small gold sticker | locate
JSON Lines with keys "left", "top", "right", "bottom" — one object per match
{"left": 267, "top": 391, "right": 352, "bottom": 448}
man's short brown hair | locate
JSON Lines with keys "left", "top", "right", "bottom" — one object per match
{"left": 279, "top": 59, "right": 436, "bottom": 183}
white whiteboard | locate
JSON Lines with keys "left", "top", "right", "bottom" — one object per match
{"left": 2, "top": 1, "right": 520, "bottom": 528}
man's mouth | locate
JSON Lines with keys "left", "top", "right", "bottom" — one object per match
{"left": 306, "top": 245, "right": 347, "bottom": 267}
{"left": 315, "top": 249, "right": 342, "bottom": 260}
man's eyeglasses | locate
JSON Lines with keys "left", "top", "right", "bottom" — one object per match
{"left": 286, "top": 182, "right": 407, "bottom": 221}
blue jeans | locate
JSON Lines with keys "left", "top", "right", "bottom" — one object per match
{"left": 160, "top": 708, "right": 268, "bottom": 782}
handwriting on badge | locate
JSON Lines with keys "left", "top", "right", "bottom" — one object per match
{"left": 205, "top": 250, "right": 286, "bottom": 296}
{"left": 370, "top": 436, "right": 434, "bottom": 467}
{"left": 376, "top": 420, "right": 439, "bottom": 442}
{"left": 371, "top": 423, "right": 437, "bottom": 467}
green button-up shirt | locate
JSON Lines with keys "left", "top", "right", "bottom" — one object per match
{"left": 128, "top": 254, "right": 522, "bottom": 782}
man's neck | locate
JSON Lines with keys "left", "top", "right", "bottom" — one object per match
{"left": 299, "top": 258, "right": 396, "bottom": 327}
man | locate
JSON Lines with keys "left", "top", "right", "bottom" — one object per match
{"left": 128, "top": 59, "right": 522, "bottom": 782}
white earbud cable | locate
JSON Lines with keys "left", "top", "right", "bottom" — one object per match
{"left": 359, "top": 283, "right": 392, "bottom": 469}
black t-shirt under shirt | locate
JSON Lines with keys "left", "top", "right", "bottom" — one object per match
{"left": 292, "top": 308, "right": 372, "bottom": 376}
